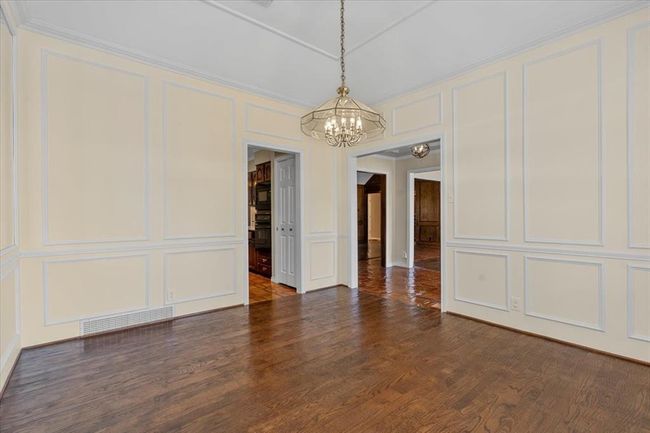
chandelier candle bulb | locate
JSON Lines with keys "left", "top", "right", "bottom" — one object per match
{"left": 300, "top": 0, "right": 386, "bottom": 147}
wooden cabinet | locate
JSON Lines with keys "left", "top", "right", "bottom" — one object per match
{"left": 263, "top": 162, "right": 271, "bottom": 182}
{"left": 414, "top": 179, "right": 440, "bottom": 244}
{"left": 357, "top": 185, "right": 367, "bottom": 243}
{"left": 248, "top": 172, "right": 256, "bottom": 206}
{"left": 248, "top": 234, "right": 256, "bottom": 271}
{"left": 256, "top": 249, "right": 272, "bottom": 277}
{"left": 256, "top": 161, "right": 271, "bottom": 183}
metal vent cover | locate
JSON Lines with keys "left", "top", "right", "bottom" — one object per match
{"left": 80, "top": 306, "right": 174, "bottom": 336}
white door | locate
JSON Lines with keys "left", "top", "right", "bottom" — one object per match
{"left": 276, "top": 156, "right": 297, "bottom": 287}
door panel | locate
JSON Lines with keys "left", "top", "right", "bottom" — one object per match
{"left": 277, "top": 157, "right": 297, "bottom": 288}
{"left": 415, "top": 179, "right": 440, "bottom": 244}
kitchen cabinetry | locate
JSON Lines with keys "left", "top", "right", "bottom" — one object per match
{"left": 256, "top": 161, "right": 271, "bottom": 183}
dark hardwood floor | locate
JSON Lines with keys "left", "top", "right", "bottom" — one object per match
{"left": 413, "top": 242, "right": 440, "bottom": 271}
{"left": 248, "top": 272, "right": 297, "bottom": 304}
{"left": 2, "top": 287, "right": 648, "bottom": 433}
{"left": 358, "top": 242, "right": 441, "bottom": 309}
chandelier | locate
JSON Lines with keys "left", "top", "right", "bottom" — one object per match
{"left": 411, "top": 143, "right": 431, "bottom": 159}
{"left": 300, "top": 0, "right": 386, "bottom": 147}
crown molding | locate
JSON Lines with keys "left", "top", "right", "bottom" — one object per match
{"left": 346, "top": 0, "right": 435, "bottom": 55}
{"left": 371, "top": 1, "right": 648, "bottom": 106}
{"left": 0, "top": 0, "right": 23, "bottom": 33}
{"left": 19, "top": 18, "right": 313, "bottom": 109}
{"left": 200, "top": 0, "right": 338, "bottom": 61}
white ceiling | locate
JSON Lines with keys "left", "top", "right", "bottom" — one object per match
{"left": 9, "top": 0, "right": 646, "bottom": 107}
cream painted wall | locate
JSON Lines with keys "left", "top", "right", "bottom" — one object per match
{"left": 343, "top": 9, "right": 650, "bottom": 362}
{"left": 0, "top": 12, "right": 20, "bottom": 391}
{"left": 16, "top": 29, "right": 340, "bottom": 352}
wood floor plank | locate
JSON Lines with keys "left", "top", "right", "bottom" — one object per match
{"left": 1, "top": 287, "right": 648, "bottom": 433}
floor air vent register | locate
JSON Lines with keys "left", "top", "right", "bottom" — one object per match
{"left": 80, "top": 306, "right": 174, "bottom": 336}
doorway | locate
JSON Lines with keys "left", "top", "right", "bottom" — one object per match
{"left": 348, "top": 138, "right": 445, "bottom": 311}
{"left": 410, "top": 171, "right": 441, "bottom": 271}
{"left": 357, "top": 171, "right": 386, "bottom": 266}
{"left": 246, "top": 144, "right": 302, "bottom": 304}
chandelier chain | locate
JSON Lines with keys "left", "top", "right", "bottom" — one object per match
{"left": 340, "top": 0, "right": 345, "bottom": 88}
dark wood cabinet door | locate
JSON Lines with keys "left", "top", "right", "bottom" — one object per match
{"left": 264, "top": 162, "right": 272, "bottom": 182}
{"left": 414, "top": 179, "right": 440, "bottom": 244}
{"left": 248, "top": 241, "right": 256, "bottom": 271}
{"left": 357, "top": 185, "right": 367, "bottom": 243}
{"left": 256, "top": 164, "right": 263, "bottom": 182}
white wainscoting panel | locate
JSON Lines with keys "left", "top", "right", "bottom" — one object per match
{"left": 627, "top": 24, "right": 650, "bottom": 249}
{"left": 0, "top": 268, "right": 19, "bottom": 371}
{"left": 164, "top": 247, "right": 237, "bottom": 305}
{"left": 392, "top": 92, "right": 442, "bottom": 135}
{"left": 42, "top": 51, "right": 149, "bottom": 245}
{"left": 309, "top": 239, "right": 336, "bottom": 281}
{"left": 523, "top": 42, "right": 603, "bottom": 246}
{"left": 163, "top": 82, "right": 237, "bottom": 240}
{"left": 308, "top": 146, "right": 336, "bottom": 234}
{"left": 452, "top": 73, "right": 508, "bottom": 241}
{"left": 524, "top": 256, "right": 604, "bottom": 331}
{"left": 0, "top": 17, "right": 16, "bottom": 252}
{"left": 523, "top": 41, "right": 604, "bottom": 245}
{"left": 43, "top": 254, "right": 150, "bottom": 326}
{"left": 627, "top": 265, "right": 650, "bottom": 342}
{"left": 245, "top": 103, "right": 301, "bottom": 141}
{"left": 453, "top": 249, "right": 509, "bottom": 311}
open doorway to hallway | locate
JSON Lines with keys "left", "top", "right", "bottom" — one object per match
{"left": 412, "top": 171, "right": 441, "bottom": 272}
{"left": 353, "top": 141, "right": 442, "bottom": 310}
{"left": 357, "top": 171, "right": 386, "bottom": 265}
{"left": 246, "top": 145, "right": 301, "bottom": 304}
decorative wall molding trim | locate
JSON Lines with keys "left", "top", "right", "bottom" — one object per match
{"left": 0, "top": 263, "right": 20, "bottom": 370}
{"left": 445, "top": 240, "right": 650, "bottom": 262}
{"left": 244, "top": 103, "right": 302, "bottom": 142}
{"left": 627, "top": 264, "right": 650, "bottom": 342}
{"left": 452, "top": 71, "right": 510, "bottom": 242}
{"left": 20, "top": 238, "right": 245, "bottom": 259}
{"left": 372, "top": 2, "right": 646, "bottom": 106}
{"left": 0, "top": 1, "right": 20, "bottom": 33}
{"left": 522, "top": 40, "right": 605, "bottom": 247}
{"left": 0, "top": 334, "right": 19, "bottom": 377}
{"left": 391, "top": 92, "right": 442, "bottom": 136}
{"left": 163, "top": 246, "right": 237, "bottom": 305}
{"left": 524, "top": 255, "right": 605, "bottom": 332}
{"left": 0, "top": 13, "right": 19, "bottom": 256}
{"left": 626, "top": 22, "right": 650, "bottom": 250}
{"left": 162, "top": 80, "right": 238, "bottom": 241}
{"left": 309, "top": 150, "right": 338, "bottom": 235}
{"left": 309, "top": 239, "right": 336, "bottom": 281}
{"left": 43, "top": 253, "right": 151, "bottom": 326}
{"left": 453, "top": 249, "right": 510, "bottom": 312}
{"left": 0, "top": 253, "right": 18, "bottom": 279}
{"left": 41, "top": 49, "right": 151, "bottom": 246}
{"left": 21, "top": 19, "right": 313, "bottom": 108}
